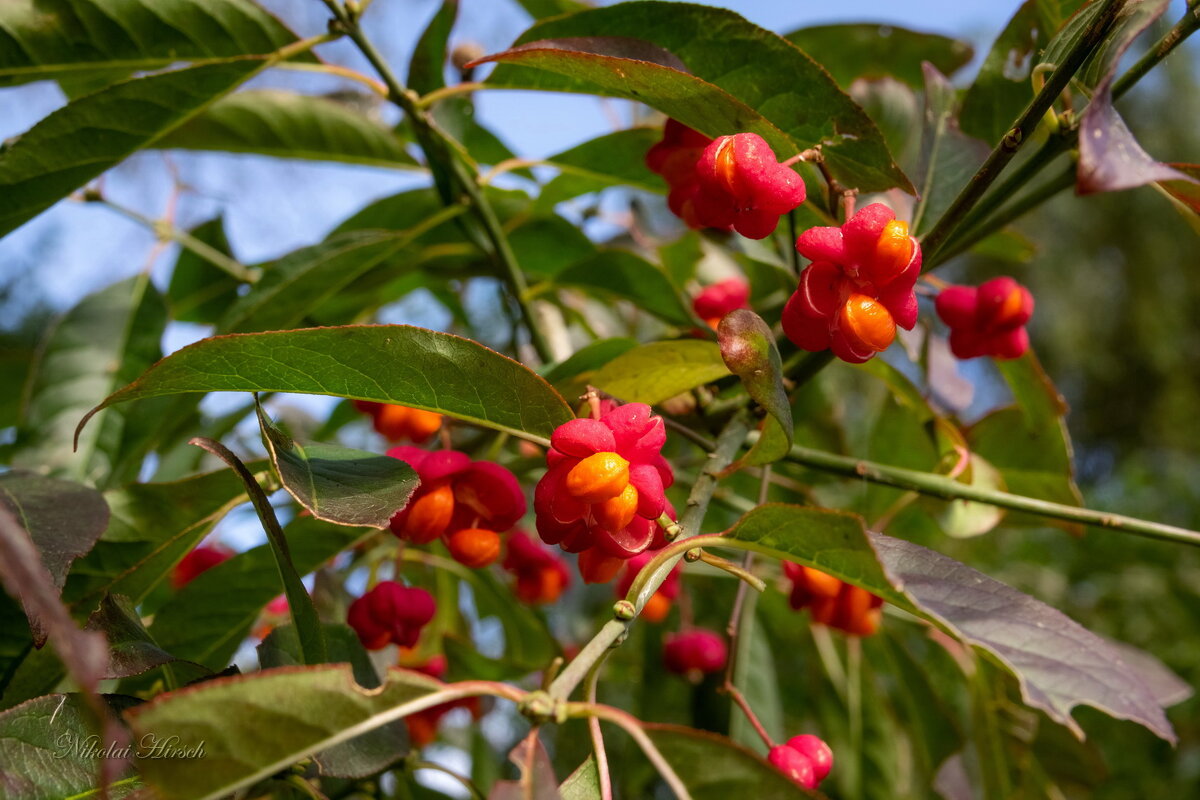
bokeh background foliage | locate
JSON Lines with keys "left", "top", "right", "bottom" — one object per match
{"left": 0, "top": 1, "right": 1198, "bottom": 798}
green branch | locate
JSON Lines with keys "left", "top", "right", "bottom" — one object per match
{"left": 764, "top": 437, "right": 1200, "bottom": 548}
{"left": 920, "top": 0, "right": 1128, "bottom": 263}
{"left": 319, "top": 0, "right": 554, "bottom": 363}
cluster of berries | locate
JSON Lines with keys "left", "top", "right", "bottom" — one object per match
{"left": 769, "top": 734, "right": 834, "bottom": 791}
{"left": 355, "top": 401, "right": 443, "bottom": 443}
{"left": 387, "top": 446, "right": 524, "bottom": 568}
{"left": 784, "top": 563, "right": 883, "bottom": 636}
{"left": 649, "top": 120, "right": 1035, "bottom": 363}
{"left": 533, "top": 402, "right": 675, "bottom": 583}
{"left": 646, "top": 122, "right": 806, "bottom": 239}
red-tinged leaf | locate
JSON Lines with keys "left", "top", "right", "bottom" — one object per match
{"left": 490, "top": 732, "right": 562, "bottom": 800}
{"left": 124, "top": 665, "right": 479, "bottom": 800}
{"left": 485, "top": 35, "right": 687, "bottom": 71}
{"left": 1077, "top": 86, "right": 1196, "bottom": 195}
{"left": 723, "top": 504, "right": 1178, "bottom": 743}
{"left": 480, "top": 2, "right": 912, "bottom": 193}
{"left": 1160, "top": 163, "right": 1200, "bottom": 214}
{"left": 0, "top": 472, "right": 109, "bottom": 596}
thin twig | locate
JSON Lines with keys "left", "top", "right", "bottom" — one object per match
{"left": 760, "top": 436, "right": 1200, "bottom": 548}
{"left": 585, "top": 655, "right": 615, "bottom": 800}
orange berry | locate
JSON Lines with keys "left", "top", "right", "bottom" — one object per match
{"left": 839, "top": 294, "right": 896, "bottom": 353}
{"left": 593, "top": 483, "right": 639, "bottom": 532}
{"left": 836, "top": 585, "right": 880, "bottom": 636}
{"left": 447, "top": 528, "right": 502, "bottom": 568}
{"left": 405, "top": 408, "right": 443, "bottom": 443}
{"left": 373, "top": 404, "right": 413, "bottom": 441}
{"left": 641, "top": 591, "right": 672, "bottom": 623}
{"left": 564, "top": 452, "right": 631, "bottom": 504}
{"left": 712, "top": 136, "right": 738, "bottom": 194}
{"left": 871, "top": 219, "right": 914, "bottom": 286}
{"left": 799, "top": 566, "right": 843, "bottom": 599}
{"left": 809, "top": 596, "right": 839, "bottom": 626}
{"left": 403, "top": 484, "right": 456, "bottom": 544}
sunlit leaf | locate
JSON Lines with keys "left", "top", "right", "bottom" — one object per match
{"left": 0, "top": 61, "right": 266, "bottom": 237}
{"left": 77, "top": 325, "right": 574, "bottom": 444}
{"left": 0, "top": 0, "right": 311, "bottom": 87}
{"left": 590, "top": 340, "right": 730, "bottom": 405}
{"left": 156, "top": 90, "right": 419, "bottom": 169}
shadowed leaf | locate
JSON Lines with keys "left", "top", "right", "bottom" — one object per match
{"left": 718, "top": 310, "right": 792, "bottom": 467}
{"left": 256, "top": 401, "right": 419, "bottom": 528}
{"left": 784, "top": 24, "right": 973, "bottom": 89}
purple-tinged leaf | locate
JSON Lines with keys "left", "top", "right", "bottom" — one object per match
{"left": 723, "top": 504, "right": 1178, "bottom": 743}
{"left": 1159, "top": 162, "right": 1200, "bottom": 215}
{"left": 0, "top": 472, "right": 109, "bottom": 597}
{"left": 490, "top": 732, "right": 562, "bottom": 800}
{"left": 86, "top": 594, "right": 185, "bottom": 680}
{"left": 487, "top": 36, "right": 688, "bottom": 71}
{"left": 718, "top": 309, "right": 792, "bottom": 468}
{"left": 870, "top": 531, "right": 1174, "bottom": 742}
{"left": 1077, "top": 86, "right": 1196, "bottom": 194}
{"left": 0, "top": 505, "right": 127, "bottom": 786}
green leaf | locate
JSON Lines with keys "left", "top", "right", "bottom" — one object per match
{"left": 76, "top": 325, "right": 575, "bottom": 444}
{"left": 543, "top": 337, "right": 639, "bottom": 382}
{"left": 0, "top": 694, "right": 140, "bottom": 800}
{"left": 508, "top": 216, "right": 597, "bottom": 277}
{"left": 783, "top": 24, "right": 974, "bottom": 89}
{"left": 514, "top": 0, "right": 590, "bottom": 19}
{"left": 0, "top": 60, "right": 266, "bottom": 238}
{"left": 125, "top": 664, "right": 459, "bottom": 800}
{"left": 63, "top": 468, "right": 252, "bottom": 610}
{"left": 483, "top": 2, "right": 911, "bottom": 193}
{"left": 0, "top": 472, "right": 109, "bottom": 593}
{"left": 257, "top": 623, "right": 409, "bottom": 779}
{"left": 910, "top": 64, "right": 989, "bottom": 235}
{"left": 536, "top": 127, "right": 667, "bottom": 210}
{"left": 718, "top": 310, "right": 792, "bottom": 467}
{"left": 256, "top": 401, "right": 419, "bottom": 528}
{"left": 156, "top": 90, "right": 421, "bottom": 169}
{"left": 559, "top": 756, "right": 602, "bottom": 800}
{"left": 166, "top": 217, "right": 242, "bottom": 324}
{"left": 590, "top": 340, "right": 730, "bottom": 405}
{"left": 722, "top": 504, "right": 1176, "bottom": 742}
{"left": 555, "top": 250, "right": 694, "bottom": 326}
{"left": 640, "top": 724, "right": 816, "bottom": 798}
{"left": 149, "top": 516, "right": 374, "bottom": 671}
{"left": 968, "top": 353, "right": 1083, "bottom": 533}
{"left": 960, "top": 0, "right": 1086, "bottom": 144}
{"left": 409, "top": 0, "right": 458, "bottom": 96}
{"left": 934, "top": 453, "right": 1007, "bottom": 538}
{"left": 13, "top": 275, "right": 166, "bottom": 487}
{"left": 0, "top": 0, "right": 310, "bottom": 87}
{"left": 220, "top": 224, "right": 463, "bottom": 334}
